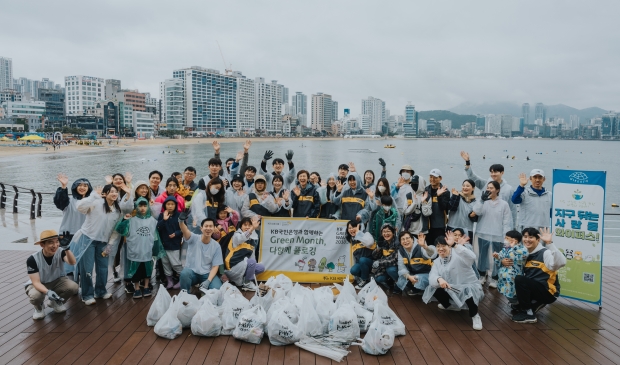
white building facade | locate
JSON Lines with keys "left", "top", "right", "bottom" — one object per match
{"left": 134, "top": 111, "right": 155, "bottom": 137}
{"left": 291, "top": 92, "right": 307, "bottom": 127}
{"left": 0, "top": 57, "right": 13, "bottom": 91}
{"left": 2, "top": 100, "right": 46, "bottom": 131}
{"left": 234, "top": 72, "right": 256, "bottom": 133}
{"left": 311, "top": 92, "right": 334, "bottom": 133}
{"left": 361, "top": 96, "right": 385, "bottom": 134}
{"left": 255, "top": 78, "right": 282, "bottom": 133}
{"left": 64, "top": 75, "right": 105, "bottom": 116}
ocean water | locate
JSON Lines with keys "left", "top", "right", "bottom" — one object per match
{"left": 1, "top": 138, "right": 620, "bottom": 209}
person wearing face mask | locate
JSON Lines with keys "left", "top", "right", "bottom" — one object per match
{"left": 422, "top": 232, "right": 484, "bottom": 331}
{"left": 471, "top": 181, "right": 512, "bottom": 289}
{"left": 511, "top": 169, "right": 552, "bottom": 232}
{"left": 390, "top": 164, "right": 415, "bottom": 217}
{"left": 396, "top": 232, "right": 437, "bottom": 296}
{"left": 447, "top": 179, "right": 477, "bottom": 241}
{"left": 241, "top": 175, "right": 278, "bottom": 219}
{"left": 225, "top": 173, "right": 247, "bottom": 215}
{"left": 318, "top": 174, "right": 340, "bottom": 219}
{"left": 292, "top": 170, "right": 321, "bottom": 218}
{"left": 190, "top": 178, "right": 226, "bottom": 233}
{"left": 369, "top": 196, "right": 400, "bottom": 241}
{"left": 402, "top": 176, "right": 431, "bottom": 238}
{"left": 371, "top": 224, "right": 401, "bottom": 294}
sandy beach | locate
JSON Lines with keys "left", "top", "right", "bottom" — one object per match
{"left": 0, "top": 137, "right": 346, "bottom": 158}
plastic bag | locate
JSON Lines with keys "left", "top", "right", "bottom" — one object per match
{"left": 297, "top": 295, "right": 324, "bottom": 336}
{"left": 288, "top": 283, "right": 315, "bottom": 309}
{"left": 361, "top": 321, "right": 395, "bottom": 355}
{"left": 191, "top": 300, "right": 222, "bottom": 337}
{"left": 339, "top": 275, "right": 358, "bottom": 298}
{"left": 335, "top": 288, "right": 357, "bottom": 309}
{"left": 328, "top": 303, "right": 360, "bottom": 342}
{"left": 314, "top": 287, "right": 337, "bottom": 334}
{"left": 362, "top": 283, "right": 388, "bottom": 312}
{"left": 176, "top": 290, "right": 201, "bottom": 328}
{"left": 218, "top": 282, "right": 242, "bottom": 306}
{"left": 352, "top": 302, "right": 373, "bottom": 333}
{"left": 199, "top": 289, "right": 219, "bottom": 306}
{"left": 233, "top": 305, "right": 267, "bottom": 344}
{"left": 154, "top": 295, "right": 183, "bottom": 339}
{"left": 267, "top": 297, "right": 299, "bottom": 331}
{"left": 357, "top": 277, "right": 379, "bottom": 306}
{"left": 265, "top": 274, "right": 293, "bottom": 293}
{"left": 268, "top": 309, "right": 303, "bottom": 346}
{"left": 221, "top": 291, "right": 250, "bottom": 335}
{"left": 373, "top": 301, "right": 405, "bottom": 336}
{"left": 146, "top": 284, "right": 171, "bottom": 326}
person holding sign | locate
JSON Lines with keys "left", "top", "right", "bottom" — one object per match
{"left": 511, "top": 227, "right": 566, "bottom": 324}
{"left": 511, "top": 169, "right": 552, "bottom": 232}
{"left": 347, "top": 220, "right": 377, "bottom": 289}
{"left": 223, "top": 217, "right": 264, "bottom": 292}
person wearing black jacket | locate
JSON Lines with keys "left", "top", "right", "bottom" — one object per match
{"left": 156, "top": 196, "right": 183, "bottom": 289}
{"left": 292, "top": 170, "right": 320, "bottom": 218}
{"left": 425, "top": 169, "right": 451, "bottom": 246}
{"left": 53, "top": 174, "right": 92, "bottom": 254}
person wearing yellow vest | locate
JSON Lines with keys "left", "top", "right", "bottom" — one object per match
{"left": 347, "top": 220, "right": 376, "bottom": 289}
{"left": 396, "top": 231, "right": 437, "bottom": 296}
{"left": 223, "top": 217, "right": 265, "bottom": 292}
{"left": 511, "top": 227, "right": 566, "bottom": 323}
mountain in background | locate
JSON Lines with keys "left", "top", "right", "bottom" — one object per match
{"left": 417, "top": 110, "right": 476, "bottom": 128}
{"left": 447, "top": 102, "right": 609, "bottom": 124}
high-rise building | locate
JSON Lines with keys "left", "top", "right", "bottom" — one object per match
{"left": 404, "top": 103, "right": 418, "bottom": 136}
{"left": 234, "top": 72, "right": 255, "bottom": 133}
{"left": 162, "top": 78, "right": 185, "bottom": 131}
{"left": 0, "top": 89, "right": 22, "bottom": 103}
{"left": 500, "top": 115, "right": 512, "bottom": 137}
{"left": 2, "top": 100, "right": 46, "bottom": 131}
{"left": 12, "top": 77, "right": 60, "bottom": 100}
{"left": 291, "top": 92, "right": 307, "bottom": 126}
{"left": 485, "top": 114, "right": 501, "bottom": 134}
{"left": 134, "top": 111, "right": 155, "bottom": 138}
{"left": 522, "top": 103, "right": 530, "bottom": 125}
{"left": 281, "top": 86, "right": 289, "bottom": 105}
{"left": 535, "top": 103, "right": 546, "bottom": 123}
{"left": 475, "top": 114, "right": 485, "bottom": 130}
{"left": 601, "top": 113, "right": 618, "bottom": 138}
{"left": 361, "top": 96, "right": 385, "bottom": 134}
{"left": 64, "top": 75, "right": 105, "bottom": 116}
{"left": 38, "top": 88, "right": 66, "bottom": 129}
{"left": 254, "top": 78, "right": 282, "bottom": 133}
{"left": 0, "top": 57, "right": 13, "bottom": 91}
{"left": 332, "top": 101, "right": 338, "bottom": 121}
{"left": 172, "top": 66, "right": 237, "bottom": 133}
{"left": 104, "top": 79, "right": 121, "bottom": 99}
{"left": 310, "top": 93, "right": 334, "bottom": 133}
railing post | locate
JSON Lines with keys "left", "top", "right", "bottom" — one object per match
{"left": 0, "top": 183, "right": 5, "bottom": 209}
{"left": 37, "top": 192, "right": 42, "bottom": 218}
{"left": 30, "top": 189, "right": 36, "bottom": 220}
{"left": 12, "top": 186, "right": 18, "bottom": 214}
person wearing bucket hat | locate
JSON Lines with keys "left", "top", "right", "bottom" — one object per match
{"left": 511, "top": 169, "right": 551, "bottom": 232}
{"left": 26, "top": 230, "right": 78, "bottom": 319}
{"left": 390, "top": 164, "right": 416, "bottom": 217}
{"left": 225, "top": 173, "right": 247, "bottom": 215}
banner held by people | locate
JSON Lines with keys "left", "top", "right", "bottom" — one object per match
{"left": 552, "top": 169, "right": 606, "bottom": 306}
{"left": 257, "top": 217, "right": 353, "bottom": 283}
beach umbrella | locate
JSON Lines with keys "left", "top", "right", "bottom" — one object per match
{"left": 19, "top": 135, "right": 45, "bottom": 141}
{"left": 0, "top": 136, "right": 10, "bottom": 141}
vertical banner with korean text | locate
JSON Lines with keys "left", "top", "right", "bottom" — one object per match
{"left": 257, "top": 217, "right": 354, "bottom": 283}
{"left": 553, "top": 169, "right": 606, "bottom": 306}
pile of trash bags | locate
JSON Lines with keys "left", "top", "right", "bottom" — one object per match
{"left": 147, "top": 275, "right": 404, "bottom": 359}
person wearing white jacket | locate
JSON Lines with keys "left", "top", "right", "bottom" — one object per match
{"left": 69, "top": 184, "right": 122, "bottom": 305}
{"left": 471, "top": 181, "right": 512, "bottom": 288}
{"left": 511, "top": 227, "right": 566, "bottom": 323}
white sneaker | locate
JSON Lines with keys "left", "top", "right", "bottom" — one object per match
{"left": 479, "top": 275, "right": 487, "bottom": 285}
{"left": 83, "top": 298, "right": 96, "bottom": 305}
{"left": 242, "top": 281, "right": 258, "bottom": 292}
{"left": 488, "top": 279, "right": 498, "bottom": 289}
{"left": 472, "top": 314, "right": 483, "bottom": 330}
{"left": 32, "top": 305, "right": 46, "bottom": 320}
{"left": 438, "top": 303, "right": 462, "bottom": 311}
{"left": 95, "top": 292, "right": 112, "bottom": 299}
{"left": 47, "top": 300, "right": 67, "bottom": 313}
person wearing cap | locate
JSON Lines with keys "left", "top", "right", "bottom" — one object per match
{"left": 334, "top": 162, "right": 362, "bottom": 195}
{"left": 259, "top": 149, "right": 296, "bottom": 190}
{"left": 241, "top": 174, "right": 278, "bottom": 220}
{"left": 511, "top": 169, "right": 552, "bottom": 232}
{"left": 460, "top": 151, "right": 517, "bottom": 229}
{"left": 390, "top": 164, "right": 416, "bottom": 217}
{"left": 425, "top": 169, "right": 451, "bottom": 246}
{"left": 292, "top": 170, "right": 321, "bottom": 218}
{"left": 26, "top": 230, "right": 79, "bottom": 319}
{"left": 225, "top": 173, "right": 247, "bottom": 215}
{"left": 371, "top": 223, "right": 402, "bottom": 294}
{"left": 422, "top": 231, "right": 484, "bottom": 330}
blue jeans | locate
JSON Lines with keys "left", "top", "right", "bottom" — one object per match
{"left": 375, "top": 266, "right": 399, "bottom": 287}
{"left": 78, "top": 240, "right": 109, "bottom": 300}
{"left": 179, "top": 268, "right": 223, "bottom": 291}
{"left": 350, "top": 257, "right": 373, "bottom": 281}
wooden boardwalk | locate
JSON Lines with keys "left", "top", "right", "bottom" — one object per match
{"left": 1, "top": 249, "right": 620, "bottom": 365}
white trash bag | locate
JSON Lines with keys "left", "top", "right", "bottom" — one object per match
{"left": 199, "top": 289, "right": 219, "bottom": 306}
{"left": 268, "top": 309, "right": 303, "bottom": 346}
{"left": 233, "top": 305, "right": 267, "bottom": 344}
{"left": 297, "top": 295, "right": 324, "bottom": 336}
{"left": 328, "top": 303, "right": 360, "bottom": 342}
{"left": 221, "top": 291, "right": 250, "bottom": 335}
{"left": 146, "top": 284, "right": 171, "bottom": 326}
{"left": 265, "top": 274, "right": 293, "bottom": 293}
{"left": 314, "top": 287, "right": 337, "bottom": 334}
{"left": 361, "top": 321, "right": 395, "bottom": 355}
{"left": 357, "top": 277, "right": 379, "bottom": 306}
{"left": 154, "top": 295, "right": 183, "bottom": 339}
{"left": 176, "top": 290, "right": 201, "bottom": 328}
{"left": 218, "top": 282, "right": 242, "bottom": 306}
{"left": 362, "top": 283, "right": 388, "bottom": 312}
{"left": 373, "top": 301, "right": 405, "bottom": 336}
{"left": 191, "top": 300, "right": 222, "bottom": 337}
{"left": 267, "top": 297, "right": 299, "bottom": 328}
{"left": 351, "top": 302, "right": 373, "bottom": 333}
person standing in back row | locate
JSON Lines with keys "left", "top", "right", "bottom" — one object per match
{"left": 425, "top": 169, "right": 451, "bottom": 246}
{"left": 511, "top": 169, "right": 552, "bottom": 232}
{"left": 460, "top": 151, "right": 517, "bottom": 229}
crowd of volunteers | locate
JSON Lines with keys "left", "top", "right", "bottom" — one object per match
{"left": 26, "top": 139, "right": 564, "bottom": 331}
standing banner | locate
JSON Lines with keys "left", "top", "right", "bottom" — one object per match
{"left": 552, "top": 169, "right": 606, "bottom": 306}
{"left": 257, "top": 217, "right": 353, "bottom": 283}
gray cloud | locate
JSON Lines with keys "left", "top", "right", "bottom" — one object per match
{"left": 2, "top": 0, "right": 619, "bottom": 115}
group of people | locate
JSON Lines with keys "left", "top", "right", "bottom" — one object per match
{"left": 25, "top": 140, "right": 565, "bottom": 332}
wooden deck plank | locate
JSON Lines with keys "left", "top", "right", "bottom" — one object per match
{"left": 105, "top": 331, "right": 147, "bottom": 365}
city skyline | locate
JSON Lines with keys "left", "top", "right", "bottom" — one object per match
{"left": 2, "top": 1, "right": 620, "bottom": 116}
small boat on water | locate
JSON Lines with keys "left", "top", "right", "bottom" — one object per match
{"left": 348, "top": 149, "right": 378, "bottom": 153}
{"left": 384, "top": 144, "right": 396, "bottom": 148}
{"left": 612, "top": 203, "right": 619, "bottom": 208}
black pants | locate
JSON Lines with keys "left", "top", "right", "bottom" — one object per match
{"left": 131, "top": 262, "right": 148, "bottom": 283}
{"left": 426, "top": 228, "right": 446, "bottom": 246}
{"left": 515, "top": 275, "right": 557, "bottom": 310}
{"left": 433, "top": 287, "right": 478, "bottom": 317}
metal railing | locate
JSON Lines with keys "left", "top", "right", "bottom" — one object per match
{"left": 0, "top": 183, "right": 57, "bottom": 220}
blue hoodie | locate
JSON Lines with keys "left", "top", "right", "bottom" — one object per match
{"left": 156, "top": 196, "right": 183, "bottom": 250}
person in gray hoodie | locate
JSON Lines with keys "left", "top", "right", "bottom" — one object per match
{"left": 460, "top": 151, "right": 517, "bottom": 229}
{"left": 54, "top": 174, "right": 92, "bottom": 249}
{"left": 511, "top": 169, "right": 552, "bottom": 232}
{"left": 403, "top": 176, "right": 432, "bottom": 237}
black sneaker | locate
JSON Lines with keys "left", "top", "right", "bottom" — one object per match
{"left": 510, "top": 303, "right": 521, "bottom": 312}
{"left": 405, "top": 288, "right": 423, "bottom": 296}
{"left": 533, "top": 303, "right": 547, "bottom": 314}
{"left": 125, "top": 282, "right": 136, "bottom": 294}
{"left": 355, "top": 280, "right": 370, "bottom": 290}
{"left": 392, "top": 287, "right": 402, "bottom": 295}
{"left": 511, "top": 311, "right": 537, "bottom": 323}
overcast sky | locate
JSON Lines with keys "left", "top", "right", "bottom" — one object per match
{"left": 3, "top": 0, "right": 619, "bottom": 115}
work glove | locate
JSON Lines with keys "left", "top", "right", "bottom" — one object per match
{"left": 59, "top": 231, "right": 72, "bottom": 249}
{"left": 178, "top": 210, "right": 189, "bottom": 222}
{"left": 263, "top": 150, "right": 274, "bottom": 161}
{"left": 378, "top": 158, "right": 386, "bottom": 168}
{"left": 200, "top": 279, "right": 211, "bottom": 290}
{"left": 46, "top": 290, "right": 62, "bottom": 302}
{"left": 372, "top": 261, "right": 379, "bottom": 269}
{"left": 285, "top": 150, "right": 294, "bottom": 161}
{"left": 481, "top": 190, "right": 491, "bottom": 201}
